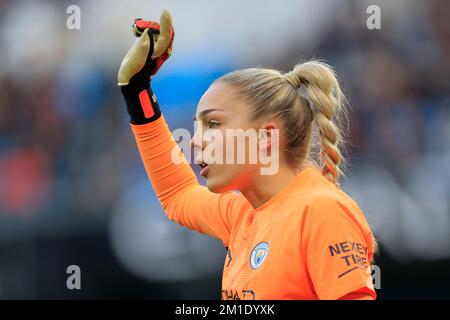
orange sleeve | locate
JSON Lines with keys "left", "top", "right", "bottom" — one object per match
{"left": 301, "top": 196, "right": 377, "bottom": 300}
{"left": 338, "top": 291, "right": 374, "bottom": 300}
{"left": 131, "top": 115, "right": 246, "bottom": 247}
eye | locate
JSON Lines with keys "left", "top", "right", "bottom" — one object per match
{"left": 208, "top": 120, "right": 220, "bottom": 129}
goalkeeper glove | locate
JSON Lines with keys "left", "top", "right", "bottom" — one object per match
{"left": 117, "top": 10, "right": 175, "bottom": 124}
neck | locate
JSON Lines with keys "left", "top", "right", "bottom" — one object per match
{"left": 240, "top": 164, "right": 299, "bottom": 209}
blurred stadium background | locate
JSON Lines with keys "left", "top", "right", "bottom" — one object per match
{"left": 0, "top": 0, "right": 449, "bottom": 299}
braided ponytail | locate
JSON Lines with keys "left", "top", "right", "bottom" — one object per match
{"left": 284, "top": 60, "right": 347, "bottom": 185}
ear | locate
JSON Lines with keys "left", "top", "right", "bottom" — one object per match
{"left": 258, "top": 121, "right": 279, "bottom": 151}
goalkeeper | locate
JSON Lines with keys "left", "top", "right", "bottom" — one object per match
{"left": 118, "top": 10, "right": 377, "bottom": 300}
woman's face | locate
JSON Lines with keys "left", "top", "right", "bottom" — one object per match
{"left": 191, "top": 82, "right": 265, "bottom": 193}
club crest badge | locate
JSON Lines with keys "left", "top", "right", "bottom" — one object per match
{"left": 250, "top": 242, "right": 269, "bottom": 269}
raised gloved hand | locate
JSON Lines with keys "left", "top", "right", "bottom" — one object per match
{"left": 118, "top": 10, "right": 174, "bottom": 124}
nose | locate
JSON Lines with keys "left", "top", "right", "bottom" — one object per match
{"left": 190, "top": 127, "right": 206, "bottom": 165}
{"left": 190, "top": 126, "right": 203, "bottom": 152}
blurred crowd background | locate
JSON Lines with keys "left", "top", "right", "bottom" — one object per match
{"left": 0, "top": 0, "right": 449, "bottom": 299}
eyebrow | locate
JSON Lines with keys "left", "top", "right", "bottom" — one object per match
{"left": 193, "top": 108, "right": 225, "bottom": 121}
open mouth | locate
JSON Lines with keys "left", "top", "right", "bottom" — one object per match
{"left": 198, "top": 162, "right": 210, "bottom": 177}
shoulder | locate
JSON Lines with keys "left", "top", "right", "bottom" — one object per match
{"left": 295, "top": 184, "right": 372, "bottom": 236}
{"left": 286, "top": 167, "right": 367, "bottom": 224}
{"left": 297, "top": 184, "right": 377, "bottom": 259}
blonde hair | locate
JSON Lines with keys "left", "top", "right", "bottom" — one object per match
{"left": 214, "top": 59, "right": 348, "bottom": 186}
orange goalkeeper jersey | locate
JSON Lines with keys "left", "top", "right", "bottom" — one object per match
{"left": 131, "top": 115, "right": 377, "bottom": 300}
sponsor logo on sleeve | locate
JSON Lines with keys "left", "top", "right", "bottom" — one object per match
{"left": 328, "top": 241, "right": 370, "bottom": 278}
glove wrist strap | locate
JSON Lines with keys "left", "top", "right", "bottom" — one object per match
{"left": 121, "top": 82, "right": 161, "bottom": 124}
